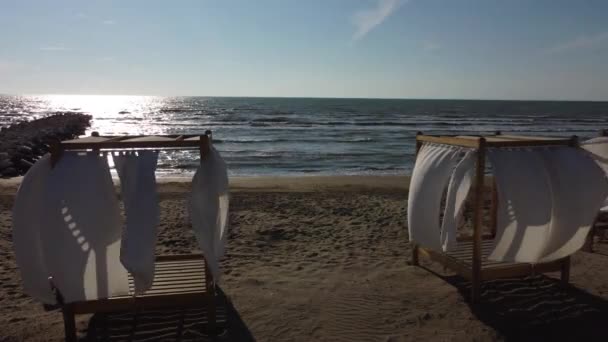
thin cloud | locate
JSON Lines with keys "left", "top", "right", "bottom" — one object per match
{"left": 352, "top": 0, "right": 405, "bottom": 41}
{"left": 75, "top": 12, "right": 87, "bottom": 19}
{"left": 102, "top": 19, "right": 116, "bottom": 25}
{"left": 422, "top": 41, "right": 440, "bottom": 52}
{"left": 546, "top": 31, "right": 608, "bottom": 54}
{"left": 98, "top": 56, "right": 115, "bottom": 62}
{"left": 39, "top": 46, "right": 72, "bottom": 52}
{"left": 0, "top": 60, "right": 23, "bottom": 73}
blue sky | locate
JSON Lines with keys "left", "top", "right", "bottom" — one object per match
{"left": 1, "top": 0, "right": 607, "bottom": 100}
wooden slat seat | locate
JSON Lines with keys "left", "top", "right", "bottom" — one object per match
{"left": 69, "top": 256, "right": 214, "bottom": 315}
{"left": 418, "top": 240, "right": 566, "bottom": 282}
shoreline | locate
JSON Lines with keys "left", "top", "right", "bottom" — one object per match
{"left": 0, "top": 174, "right": 411, "bottom": 195}
{"left": 161, "top": 174, "right": 409, "bottom": 191}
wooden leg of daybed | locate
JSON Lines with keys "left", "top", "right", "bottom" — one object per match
{"left": 62, "top": 304, "right": 77, "bottom": 342}
{"left": 205, "top": 261, "right": 217, "bottom": 335}
{"left": 583, "top": 219, "right": 597, "bottom": 253}
{"left": 471, "top": 268, "right": 481, "bottom": 304}
{"left": 411, "top": 243, "right": 419, "bottom": 266}
{"left": 207, "top": 286, "right": 217, "bottom": 335}
{"left": 561, "top": 257, "right": 571, "bottom": 284}
{"left": 470, "top": 138, "right": 486, "bottom": 304}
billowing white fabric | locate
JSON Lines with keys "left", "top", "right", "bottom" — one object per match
{"left": 113, "top": 151, "right": 159, "bottom": 294}
{"left": 43, "top": 152, "right": 129, "bottom": 303}
{"left": 440, "top": 150, "right": 476, "bottom": 251}
{"left": 600, "top": 188, "right": 608, "bottom": 213}
{"left": 189, "top": 146, "right": 229, "bottom": 281}
{"left": 488, "top": 146, "right": 608, "bottom": 263}
{"left": 537, "top": 147, "right": 608, "bottom": 262}
{"left": 408, "top": 143, "right": 474, "bottom": 251}
{"left": 582, "top": 137, "right": 608, "bottom": 212}
{"left": 582, "top": 137, "right": 608, "bottom": 173}
{"left": 486, "top": 148, "right": 552, "bottom": 262}
{"left": 12, "top": 155, "right": 56, "bottom": 304}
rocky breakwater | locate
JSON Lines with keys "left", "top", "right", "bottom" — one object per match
{"left": 0, "top": 113, "right": 92, "bottom": 177}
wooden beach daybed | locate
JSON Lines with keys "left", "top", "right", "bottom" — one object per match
{"left": 49, "top": 134, "right": 219, "bottom": 341}
{"left": 410, "top": 133, "right": 576, "bottom": 303}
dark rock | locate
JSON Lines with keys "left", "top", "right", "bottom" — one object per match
{"left": 17, "top": 145, "right": 33, "bottom": 155}
{"left": 18, "top": 159, "right": 34, "bottom": 169}
{"left": 0, "top": 113, "right": 92, "bottom": 177}
{"left": 21, "top": 156, "right": 36, "bottom": 164}
{"left": 0, "top": 159, "right": 12, "bottom": 170}
{"left": 1, "top": 167, "right": 18, "bottom": 177}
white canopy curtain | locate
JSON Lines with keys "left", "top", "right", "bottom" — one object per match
{"left": 408, "top": 143, "right": 608, "bottom": 264}
{"left": 12, "top": 140, "right": 230, "bottom": 304}
{"left": 113, "top": 150, "right": 160, "bottom": 294}
{"left": 407, "top": 143, "right": 476, "bottom": 252}
{"left": 13, "top": 152, "right": 130, "bottom": 304}
{"left": 487, "top": 146, "right": 608, "bottom": 263}
{"left": 582, "top": 137, "right": 608, "bottom": 212}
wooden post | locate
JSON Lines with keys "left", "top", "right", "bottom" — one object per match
{"left": 50, "top": 141, "right": 62, "bottom": 167}
{"left": 411, "top": 132, "right": 423, "bottom": 266}
{"left": 200, "top": 132, "right": 217, "bottom": 334}
{"left": 583, "top": 220, "right": 596, "bottom": 253}
{"left": 490, "top": 133, "right": 500, "bottom": 238}
{"left": 471, "top": 137, "right": 486, "bottom": 303}
{"left": 204, "top": 260, "right": 217, "bottom": 335}
{"left": 584, "top": 132, "right": 605, "bottom": 252}
{"left": 569, "top": 135, "right": 579, "bottom": 148}
{"left": 199, "top": 133, "right": 210, "bottom": 160}
{"left": 51, "top": 278, "right": 77, "bottom": 342}
{"left": 490, "top": 181, "right": 498, "bottom": 239}
{"left": 62, "top": 304, "right": 77, "bottom": 342}
{"left": 411, "top": 245, "right": 420, "bottom": 266}
{"left": 559, "top": 138, "right": 576, "bottom": 281}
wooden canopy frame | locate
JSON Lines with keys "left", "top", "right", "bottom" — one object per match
{"left": 49, "top": 132, "right": 219, "bottom": 341}
{"left": 411, "top": 132, "right": 576, "bottom": 302}
{"left": 583, "top": 129, "right": 608, "bottom": 253}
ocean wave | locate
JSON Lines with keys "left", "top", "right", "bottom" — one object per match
{"left": 234, "top": 106, "right": 259, "bottom": 111}
{"left": 215, "top": 137, "right": 376, "bottom": 144}
{"left": 159, "top": 108, "right": 202, "bottom": 113}
{"left": 4, "top": 95, "right": 608, "bottom": 176}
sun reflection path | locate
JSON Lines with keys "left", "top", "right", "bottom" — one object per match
{"left": 42, "top": 95, "right": 169, "bottom": 136}
{"left": 39, "top": 95, "right": 213, "bottom": 176}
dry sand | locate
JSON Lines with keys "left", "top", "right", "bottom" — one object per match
{"left": 1, "top": 176, "right": 608, "bottom": 341}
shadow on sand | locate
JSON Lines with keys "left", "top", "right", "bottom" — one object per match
{"left": 441, "top": 272, "right": 608, "bottom": 341}
{"left": 82, "top": 288, "right": 254, "bottom": 341}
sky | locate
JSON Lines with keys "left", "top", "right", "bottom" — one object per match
{"left": 0, "top": 0, "right": 607, "bottom": 101}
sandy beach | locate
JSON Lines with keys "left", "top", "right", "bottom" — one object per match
{"left": 1, "top": 176, "right": 608, "bottom": 341}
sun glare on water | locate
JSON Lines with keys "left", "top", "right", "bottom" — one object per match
{"left": 42, "top": 94, "right": 167, "bottom": 135}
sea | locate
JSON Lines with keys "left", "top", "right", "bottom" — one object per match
{"left": 1, "top": 95, "right": 607, "bottom": 177}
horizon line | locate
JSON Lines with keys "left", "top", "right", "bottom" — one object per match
{"left": 0, "top": 92, "right": 606, "bottom": 103}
